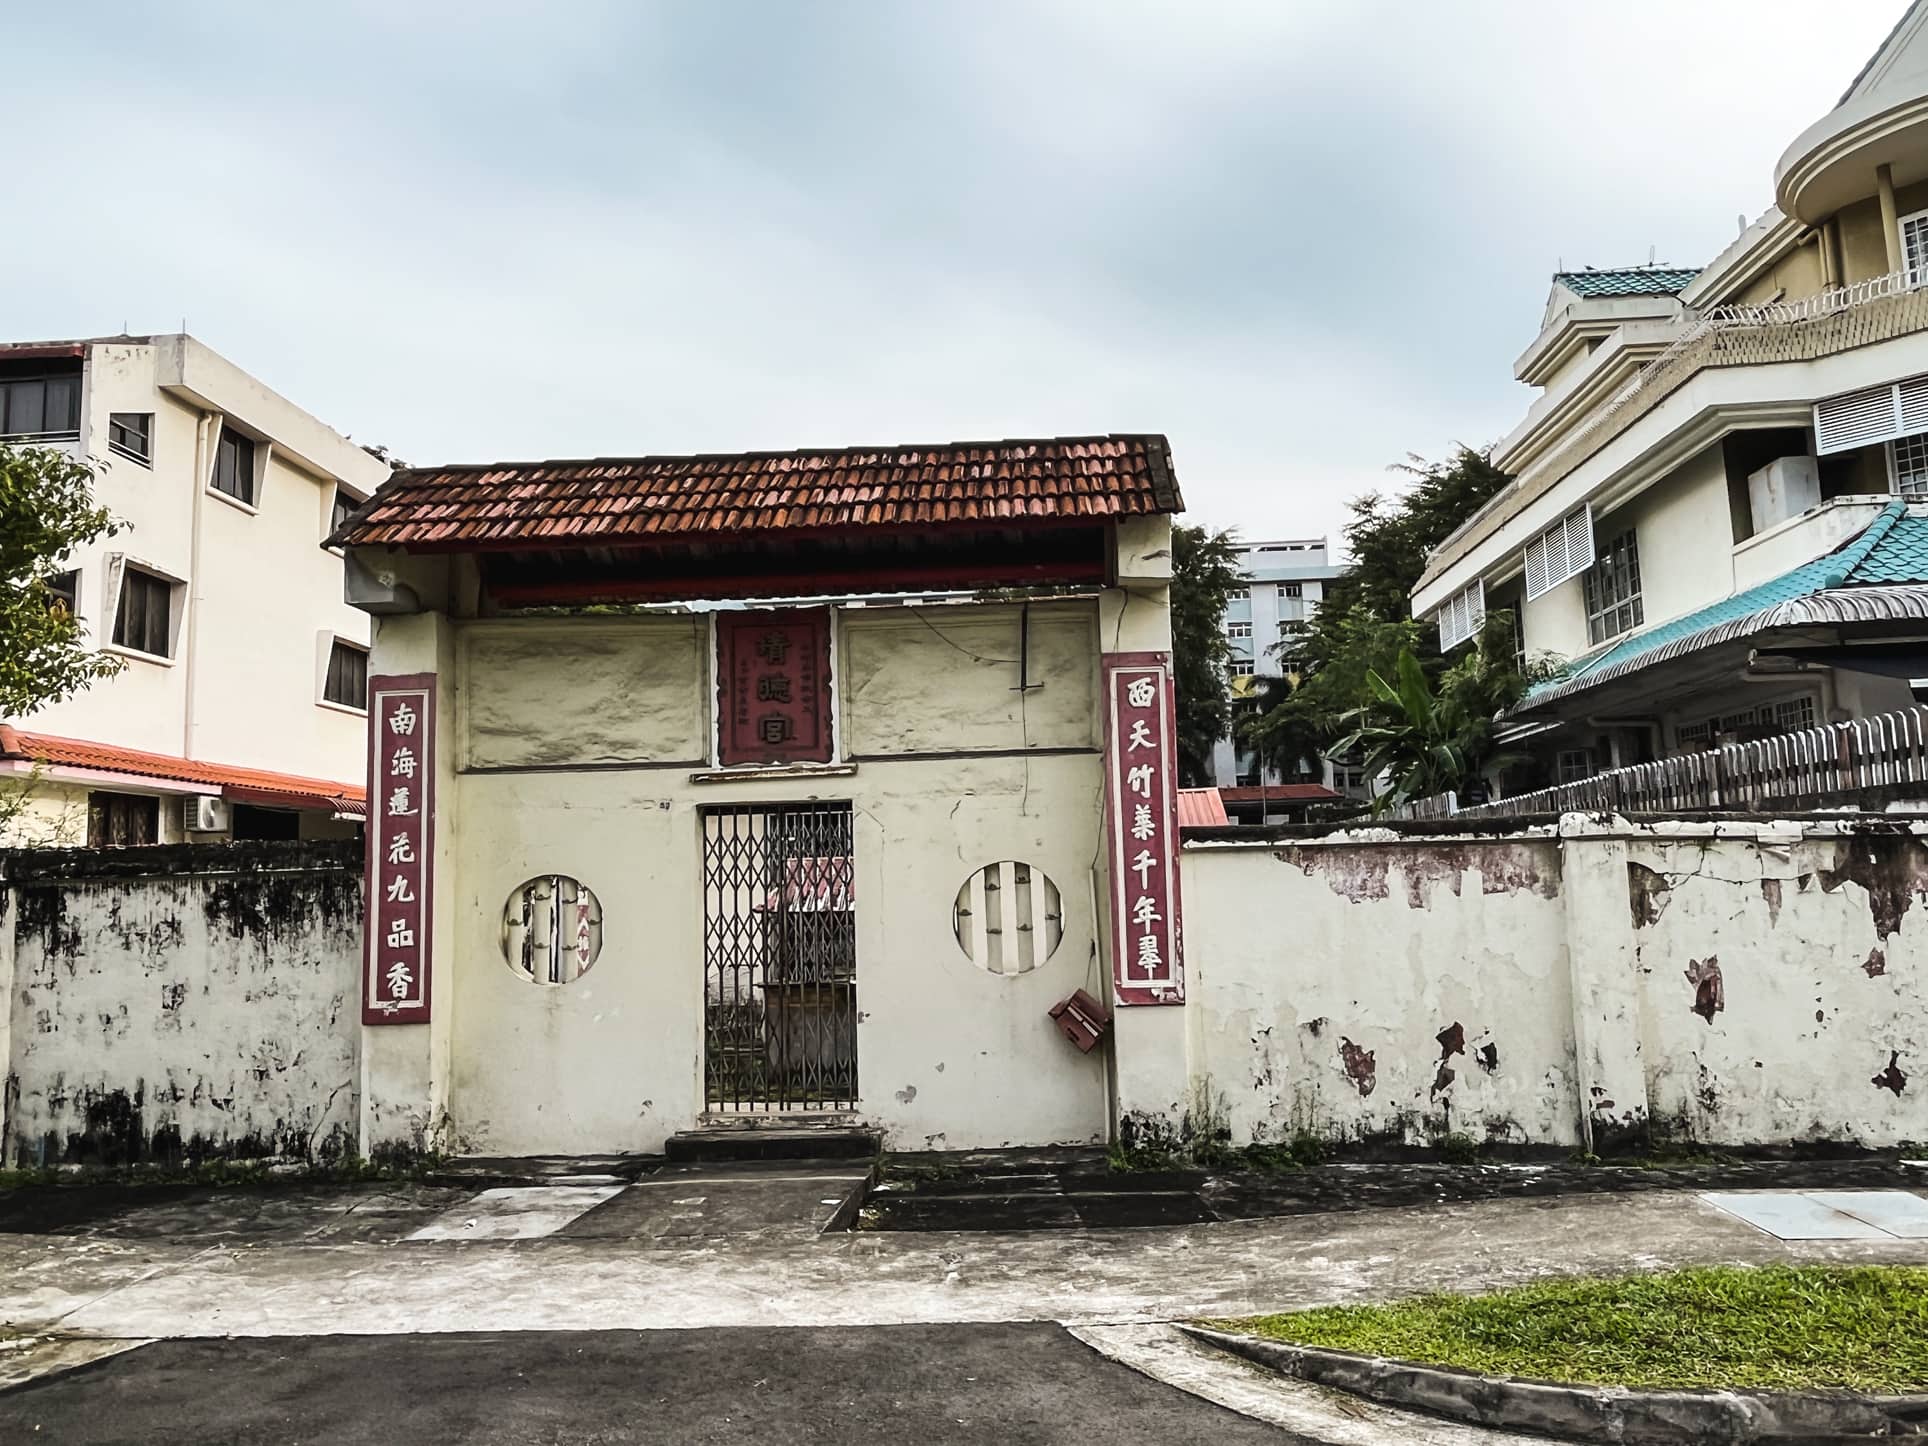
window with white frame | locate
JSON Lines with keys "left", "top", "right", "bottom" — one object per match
{"left": 1903, "top": 208, "right": 1928, "bottom": 285}
{"left": 1227, "top": 620, "right": 1252, "bottom": 640}
{"left": 212, "top": 428, "right": 257, "bottom": 506}
{"left": 1582, "top": 530, "right": 1643, "bottom": 645}
{"left": 108, "top": 413, "right": 152, "bottom": 465}
{"left": 1277, "top": 582, "right": 1302, "bottom": 600}
{"left": 322, "top": 639, "right": 369, "bottom": 710}
{"left": 1772, "top": 695, "right": 1816, "bottom": 732}
{"left": 1892, "top": 432, "right": 1928, "bottom": 496}
{"left": 111, "top": 567, "right": 174, "bottom": 657}
{"left": 1230, "top": 660, "right": 1255, "bottom": 677}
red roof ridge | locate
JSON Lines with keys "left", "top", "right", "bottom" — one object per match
{"left": 1, "top": 729, "right": 365, "bottom": 809}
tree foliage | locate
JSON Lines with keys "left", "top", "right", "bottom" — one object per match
{"left": 1242, "top": 445, "right": 1524, "bottom": 787}
{"left": 1334, "top": 612, "right": 1537, "bottom": 810}
{"left": 1, "top": 443, "right": 122, "bottom": 717}
{"left": 1169, "top": 523, "right": 1243, "bottom": 785}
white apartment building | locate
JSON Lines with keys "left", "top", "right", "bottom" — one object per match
{"left": 1210, "top": 536, "right": 1360, "bottom": 810}
{"left": 1411, "top": 0, "right": 1928, "bottom": 788}
{"left": 1, "top": 334, "right": 388, "bottom": 845}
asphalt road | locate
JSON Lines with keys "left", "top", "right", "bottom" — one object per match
{"left": 0, "top": 1324, "right": 1302, "bottom": 1445}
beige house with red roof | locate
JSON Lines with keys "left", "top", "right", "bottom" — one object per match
{"left": 331, "top": 436, "right": 1189, "bottom": 1156}
{"left": 2, "top": 334, "right": 385, "bottom": 845}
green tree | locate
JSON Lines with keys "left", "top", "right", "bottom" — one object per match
{"left": 1, "top": 443, "right": 122, "bottom": 717}
{"left": 1334, "top": 612, "right": 1539, "bottom": 810}
{"left": 1169, "top": 524, "right": 1243, "bottom": 785}
{"left": 1243, "top": 445, "right": 1518, "bottom": 774}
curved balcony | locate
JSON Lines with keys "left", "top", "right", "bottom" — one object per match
{"left": 1775, "top": 86, "right": 1928, "bottom": 224}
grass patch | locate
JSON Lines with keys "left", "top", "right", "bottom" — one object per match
{"left": 1204, "top": 1266, "right": 1928, "bottom": 1393}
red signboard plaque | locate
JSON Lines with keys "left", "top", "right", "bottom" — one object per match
{"left": 1102, "top": 653, "right": 1184, "bottom": 1005}
{"left": 363, "top": 673, "right": 435, "bottom": 1025}
{"left": 717, "top": 609, "right": 834, "bottom": 766}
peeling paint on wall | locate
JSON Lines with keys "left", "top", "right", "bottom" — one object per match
{"left": 1338, "top": 1038, "right": 1377, "bottom": 1097}
{"left": 4, "top": 841, "right": 362, "bottom": 1166}
{"left": 1873, "top": 1051, "right": 1908, "bottom": 1095}
{"left": 1281, "top": 842, "right": 1561, "bottom": 910}
{"left": 1684, "top": 957, "right": 1724, "bottom": 1022}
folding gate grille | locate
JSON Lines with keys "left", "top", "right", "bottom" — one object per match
{"left": 702, "top": 803, "right": 857, "bottom": 1111}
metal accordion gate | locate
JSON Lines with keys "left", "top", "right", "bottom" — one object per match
{"left": 701, "top": 802, "right": 857, "bottom": 1111}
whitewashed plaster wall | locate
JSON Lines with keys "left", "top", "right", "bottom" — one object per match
{"left": 1628, "top": 825, "right": 1928, "bottom": 1147}
{"left": 432, "top": 601, "right": 1111, "bottom": 1157}
{"left": 1181, "top": 817, "right": 1928, "bottom": 1151}
{"left": 1181, "top": 833, "right": 1581, "bottom": 1148}
{"left": 2, "top": 841, "right": 362, "bottom": 1165}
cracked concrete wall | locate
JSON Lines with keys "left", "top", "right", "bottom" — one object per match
{"left": 2, "top": 842, "right": 361, "bottom": 1166}
{"left": 1628, "top": 826, "right": 1928, "bottom": 1147}
{"left": 1181, "top": 837, "right": 1582, "bottom": 1148}
{"left": 1183, "top": 817, "right": 1928, "bottom": 1151}
{"left": 436, "top": 604, "right": 1111, "bottom": 1156}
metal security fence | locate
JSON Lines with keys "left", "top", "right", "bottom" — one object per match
{"left": 701, "top": 802, "right": 857, "bottom": 1112}
{"left": 1397, "top": 705, "right": 1928, "bottom": 819}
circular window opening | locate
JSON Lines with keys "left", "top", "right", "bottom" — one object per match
{"left": 953, "top": 861, "right": 1063, "bottom": 975}
{"left": 501, "top": 875, "right": 603, "bottom": 985}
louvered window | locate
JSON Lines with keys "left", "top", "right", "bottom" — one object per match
{"left": 1522, "top": 504, "right": 1594, "bottom": 601}
{"left": 1436, "top": 578, "right": 1486, "bottom": 649}
{"left": 1903, "top": 209, "right": 1928, "bottom": 286}
{"left": 1815, "top": 372, "right": 1928, "bottom": 454}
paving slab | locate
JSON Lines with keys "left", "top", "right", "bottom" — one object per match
{"left": 557, "top": 1169, "right": 870, "bottom": 1240}
{"left": 1806, "top": 1189, "right": 1928, "bottom": 1238}
{"left": 1701, "top": 1190, "right": 1908, "bottom": 1240}
{"left": 406, "top": 1185, "right": 627, "bottom": 1241}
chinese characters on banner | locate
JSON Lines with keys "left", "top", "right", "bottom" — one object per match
{"left": 364, "top": 674, "right": 435, "bottom": 1024}
{"left": 1103, "top": 654, "right": 1184, "bottom": 1004}
{"left": 716, "top": 609, "right": 833, "bottom": 766}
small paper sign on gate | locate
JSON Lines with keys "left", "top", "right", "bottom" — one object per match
{"left": 364, "top": 673, "right": 435, "bottom": 1025}
{"left": 1102, "top": 653, "right": 1184, "bottom": 1005}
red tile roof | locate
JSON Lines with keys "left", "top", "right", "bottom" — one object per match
{"left": 332, "top": 434, "right": 1182, "bottom": 550}
{"left": 1176, "top": 788, "right": 1231, "bottom": 827}
{"left": 0, "top": 727, "right": 364, "bottom": 814}
{"left": 1219, "top": 784, "right": 1343, "bottom": 804}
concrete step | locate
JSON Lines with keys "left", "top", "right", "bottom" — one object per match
{"left": 665, "top": 1126, "right": 880, "bottom": 1163}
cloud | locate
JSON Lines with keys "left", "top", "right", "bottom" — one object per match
{"left": 0, "top": 1, "right": 1904, "bottom": 550}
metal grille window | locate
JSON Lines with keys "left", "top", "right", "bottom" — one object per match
{"left": 1582, "top": 530, "right": 1643, "bottom": 645}
{"left": 703, "top": 804, "right": 856, "bottom": 1111}
{"left": 112, "top": 568, "right": 173, "bottom": 657}
{"left": 953, "top": 862, "right": 1063, "bottom": 974}
{"left": 212, "top": 428, "right": 257, "bottom": 505}
{"left": 108, "top": 412, "right": 152, "bottom": 465}
{"left": 501, "top": 875, "right": 603, "bottom": 985}
{"left": 1227, "top": 620, "right": 1252, "bottom": 640}
{"left": 1773, "top": 696, "right": 1816, "bottom": 732}
{"left": 1893, "top": 433, "right": 1928, "bottom": 496}
{"left": 323, "top": 639, "right": 368, "bottom": 709}
{"left": 0, "top": 374, "right": 82, "bottom": 441}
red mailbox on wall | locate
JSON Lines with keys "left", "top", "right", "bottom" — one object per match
{"left": 1048, "top": 989, "right": 1112, "bottom": 1053}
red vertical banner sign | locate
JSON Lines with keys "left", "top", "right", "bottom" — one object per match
{"left": 1103, "top": 653, "right": 1184, "bottom": 1005}
{"left": 364, "top": 673, "right": 435, "bottom": 1025}
{"left": 716, "top": 609, "right": 834, "bottom": 766}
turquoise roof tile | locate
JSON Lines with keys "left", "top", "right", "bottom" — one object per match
{"left": 1553, "top": 267, "right": 1701, "bottom": 299}
{"left": 1522, "top": 501, "right": 1926, "bottom": 704}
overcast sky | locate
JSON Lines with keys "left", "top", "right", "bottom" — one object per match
{"left": 3, "top": 2, "right": 1906, "bottom": 551}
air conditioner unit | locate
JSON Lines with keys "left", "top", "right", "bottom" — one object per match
{"left": 181, "top": 795, "right": 230, "bottom": 833}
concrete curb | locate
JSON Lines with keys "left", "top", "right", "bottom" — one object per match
{"left": 1180, "top": 1326, "right": 1928, "bottom": 1443}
